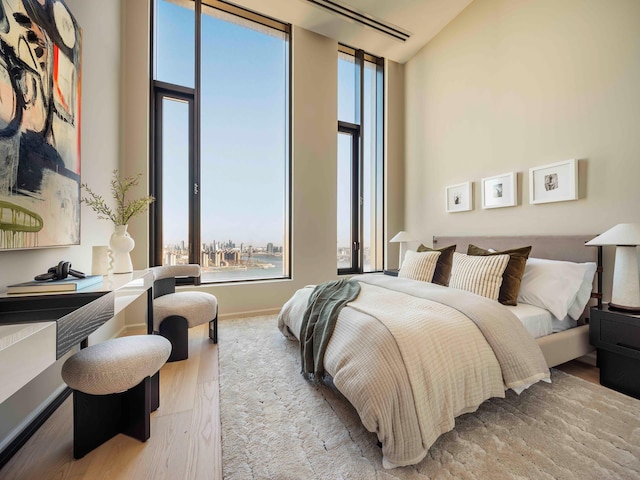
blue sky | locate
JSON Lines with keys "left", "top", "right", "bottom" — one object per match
{"left": 156, "top": 1, "right": 286, "bottom": 247}
{"left": 155, "top": 1, "right": 372, "bottom": 249}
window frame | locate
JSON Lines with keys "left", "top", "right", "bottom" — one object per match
{"left": 337, "top": 121, "right": 361, "bottom": 275}
{"left": 149, "top": 0, "right": 292, "bottom": 284}
{"left": 337, "top": 45, "right": 385, "bottom": 275}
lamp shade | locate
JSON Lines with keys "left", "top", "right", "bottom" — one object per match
{"left": 586, "top": 223, "right": 640, "bottom": 246}
{"left": 586, "top": 223, "right": 640, "bottom": 312}
{"left": 390, "top": 231, "right": 413, "bottom": 243}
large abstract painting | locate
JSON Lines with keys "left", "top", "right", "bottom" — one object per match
{"left": 0, "top": 0, "right": 81, "bottom": 250}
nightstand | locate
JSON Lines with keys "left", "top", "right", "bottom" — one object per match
{"left": 589, "top": 305, "right": 640, "bottom": 399}
{"left": 383, "top": 269, "right": 399, "bottom": 277}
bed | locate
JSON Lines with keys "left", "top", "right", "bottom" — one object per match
{"left": 277, "top": 235, "right": 600, "bottom": 469}
{"left": 433, "top": 235, "right": 601, "bottom": 367}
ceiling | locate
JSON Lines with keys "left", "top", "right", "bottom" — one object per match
{"left": 231, "top": 0, "right": 473, "bottom": 63}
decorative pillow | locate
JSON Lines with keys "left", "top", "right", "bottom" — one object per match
{"left": 467, "top": 244, "right": 532, "bottom": 306}
{"left": 416, "top": 244, "right": 456, "bottom": 286}
{"left": 449, "top": 252, "right": 510, "bottom": 301}
{"left": 517, "top": 258, "right": 597, "bottom": 320}
{"left": 398, "top": 250, "right": 441, "bottom": 283}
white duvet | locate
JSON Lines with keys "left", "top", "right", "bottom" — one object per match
{"left": 277, "top": 274, "right": 550, "bottom": 468}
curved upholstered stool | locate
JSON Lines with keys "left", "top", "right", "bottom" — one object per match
{"left": 151, "top": 264, "right": 218, "bottom": 362}
{"left": 61, "top": 335, "right": 171, "bottom": 459}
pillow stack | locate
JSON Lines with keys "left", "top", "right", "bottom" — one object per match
{"left": 517, "top": 258, "right": 597, "bottom": 320}
{"left": 398, "top": 250, "right": 441, "bottom": 283}
{"left": 466, "top": 244, "right": 532, "bottom": 306}
{"left": 416, "top": 244, "right": 456, "bottom": 286}
{"left": 449, "top": 252, "right": 510, "bottom": 301}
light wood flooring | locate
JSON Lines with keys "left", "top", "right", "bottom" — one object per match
{"left": 0, "top": 324, "right": 602, "bottom": 480}
{"left": 0, "top": 324, "right": 222, "bottom": 480}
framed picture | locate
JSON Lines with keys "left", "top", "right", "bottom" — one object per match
{"left": 445, "top": 182, "right": 472, "bottom": 213}
{"left": 0, "top": 0, "right": 82, "bottom": 250}
{"left": 481, "top": 172, "right": 517, "bottom": 209}
{"left": 529, "top": 159, "right": 578, "bottom": 204}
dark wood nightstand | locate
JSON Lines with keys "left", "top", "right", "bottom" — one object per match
{"left": 383, "top": 269, "right": 399, "bottom": 277}
{"left": 589, "top": 305, "right": 640, "bottom": 399}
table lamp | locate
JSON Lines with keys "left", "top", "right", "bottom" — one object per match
{"left": 586, "top": 223, "right": 640, "bottom": 312}
{"left": 390, "top": 231, "right": 413, "bottom": 268}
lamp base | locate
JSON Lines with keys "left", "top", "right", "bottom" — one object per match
{"left": 610, "top": 246, "right": 640, "bottom": 313}
{"left": 608, "top": 303, "right": 640, "bottom": 314}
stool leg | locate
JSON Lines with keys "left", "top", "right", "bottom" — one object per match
{"left": 73, "top": 390, "right": 123, "bottom": 459}
{"left": 121, "top": 377, "right": 151, "bottom": 442}
{"left": 72, "top": 377, "right": 153, "bottom": 459}
{"left": 159, "top": 316, "right": 189, "bottom": 362}
{"left": 209, "top": 317, "right": 218, "bottom": 344}
{"left": 209, "top": 304, "right": 218, "bottom": 344}
{"left": 150, "top": 371, "right": 160, "bottom": 412}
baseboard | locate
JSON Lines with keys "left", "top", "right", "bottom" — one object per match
{"left": 0, "top": 387, "right": 71, "bottom": 469}
{"left": 219, "top": 308, "right": 281, "bottom": 320}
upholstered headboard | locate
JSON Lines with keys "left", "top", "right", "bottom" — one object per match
{"left": 432, "top": 235, "right": 603, "bottom": 308}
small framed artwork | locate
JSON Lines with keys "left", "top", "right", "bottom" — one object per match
{"left": 445, "top": 182, "right": 472, "bottom": 213}
{"left": 529, "top": 159, "right": 578, "bottom": 204}
{"left": 481, "top": 172, "right": 516, "bottom": 209}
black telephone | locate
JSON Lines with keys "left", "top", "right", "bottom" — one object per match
{"left": 34, "top": 261, "right": 86, "bottom": 281}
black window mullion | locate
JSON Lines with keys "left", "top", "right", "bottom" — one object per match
{"left": 338, "top": 121, "right": 360, "bottom": 275}
{"left": 351, "top": 127, "right": 360, "bottom": 273}
{"left": 192, "top": 0, "right": 202, "bottom": 269}
{"left": 356, "top": 49, "right": 365, "bottom": 274}
{"left": 150, "top": 84, "right": 195, "bottom": 268}
{"left": 151, "top": 89, "right": 164, "bottom": 267}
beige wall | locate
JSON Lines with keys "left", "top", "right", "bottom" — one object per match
{"left": 0, "top": 0, "right": 122, "bottom": 450}
{"left": 405, "top": 0, "right": 640, "bottom": 250}
{"left": 385, "top": 60, "right": 405, "bottom": 269}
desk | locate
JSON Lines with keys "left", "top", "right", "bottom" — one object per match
{"left": 0, "top": 270, "right": 154, "bottom": 404}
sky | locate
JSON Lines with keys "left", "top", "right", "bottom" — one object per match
{"left": 155, "top": 0, "right": 376, "bottom": 250}
{"left": 156, "top": 1, "right": 286, "bottom": 247}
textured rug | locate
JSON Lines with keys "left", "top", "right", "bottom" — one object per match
{"left": 219, "top": 315, "right": 640, "bottom": 480}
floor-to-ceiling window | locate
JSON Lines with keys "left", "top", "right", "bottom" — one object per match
{"left": 337, "top": 46, "right": 384, "bottom": 274}
{"left": 152, "top": 0, "right": 291, "bottom": 283}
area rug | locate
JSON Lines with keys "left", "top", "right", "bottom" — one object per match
{"left": 219, "top": 315, "right": 640, "bottom": 480}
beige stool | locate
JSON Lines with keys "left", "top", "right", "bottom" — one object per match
{"left": 61, "top": 335, "right": 171, "bottom": 459}
{"left": 152, "top": 265, "right": 218, "bottom": 362}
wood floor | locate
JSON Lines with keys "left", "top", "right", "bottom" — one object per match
{"left": 0, "top": 323, "right": 602, "bottom": 480}
{"left": 0, "top": 324, "right": 222, "bottom": 480}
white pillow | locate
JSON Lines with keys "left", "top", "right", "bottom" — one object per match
{"left": 399, "top": 250, "right": 441, "bottom": 282}
{"left": 517, "top": 258, "right": 597, "bottom": 320}
{"left": 567, "top": 262, "right": 597, "bottom": 319}
{"left": 449, "top": 252, "right": 510, "bottom": 301}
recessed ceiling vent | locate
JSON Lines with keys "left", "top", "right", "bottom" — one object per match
{"left": 304, "top": 0, "right": 411, "bottom": 42}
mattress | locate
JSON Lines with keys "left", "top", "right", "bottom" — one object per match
{"left": 505, "top": 303, "right": 576, "bottom": 338}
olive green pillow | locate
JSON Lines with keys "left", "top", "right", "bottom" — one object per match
{"left": 467, "top": 244, "right": 532, "bottom": 306}
{"left": 416, "top": 244, "right": 456, "bottom": 286}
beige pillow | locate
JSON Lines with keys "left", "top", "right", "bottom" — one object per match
{"left": 398, "top": 250, "right": 441, "bottom": 283}
{"left": 449, "top": 252, "right": 510, "bottom": 301}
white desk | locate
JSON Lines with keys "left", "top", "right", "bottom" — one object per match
{"left": 0, "top": 270, "right": 154, "bottom": 404}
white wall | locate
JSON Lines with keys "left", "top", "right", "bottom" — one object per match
{"left": 0, "top": 0, "right": 122, "bottom": 449}
{"left": 404, "top": 0, "right": 640, "bottom": 248}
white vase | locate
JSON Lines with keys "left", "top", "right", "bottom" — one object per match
{"left": 109, "top": 225, "right": 135, "bottom": 273}
{"left": 91, "top": 245, "right": 113, "bottom": 275}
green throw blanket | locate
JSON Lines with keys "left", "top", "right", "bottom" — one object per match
{"left": 300, "top": 278, "right": 361, "bottom": 380}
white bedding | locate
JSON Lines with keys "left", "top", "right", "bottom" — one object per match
{"left": 278, "top": 275, "right": 550, "bottom": 468}
{"left": 506, "top": 303, "right": 577, "bottom": 338}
